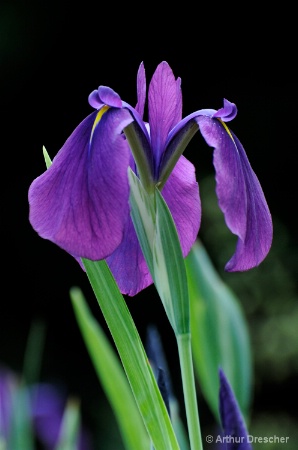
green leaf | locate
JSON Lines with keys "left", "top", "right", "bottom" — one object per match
{"left": 185, "top": 240, "right": 252, "bottom": 423}
{"left": 128, "top": 169, "right": 189, "bottom": 336}
{"left": 43, "top": 145, "right": 52, "bottom": 168}
{"left": 22, "top": 320, "right": 46, "bottom": 386}
{"left": 128, "top": 168, "right": 155, "bottom": 276}
{"left": 170, "top": 399, "right": 190, "bottom": 450}
{"left": 70, "top": 287, "right": 150, "bottom": 450}
{"left": 55, "top": 398, "right": 81, "bottom": 450}
{"left": 82, "top": 258, "right": 180, "bottom": 450}
{"left": 153, "top": 189, "right": 189, "bottom": 335}
{"left": 8, "top": 386, "right": 34, "bottom": 450}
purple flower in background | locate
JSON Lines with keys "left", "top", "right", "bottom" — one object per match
{"left": 0, "top": 367, "right": 92, "bottom": 450}
{"left": 28, "top": 61, "right": 273, "bottom": 296}
{"left": 219, "top": 368, "right": 252, "bottom": 450}
{"left": 30, "top": 383, "right": 92, "bottom": 450}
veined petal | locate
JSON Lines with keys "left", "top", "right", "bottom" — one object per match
{"left": 197, "top": 116, "right": 273, "bottom": 271}
{"left": 162, "top": 155, "right": 201, "bottom": 258}
{"left": 219, "top": 368, "right": 252, "bottom": 450}
{"left": 148, "top": 61, "right": 182, "bottom": 164}
{"left": 29, "top": 108, "right": 133, "bottom": 260}
{"left": 135, "top": 61, "right": 146, "bottom": 118}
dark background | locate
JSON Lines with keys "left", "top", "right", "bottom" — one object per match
{"left": 2, "top": 1, "right": 298, "bottom": 448}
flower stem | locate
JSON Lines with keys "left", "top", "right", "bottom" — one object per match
{"left": 177, "top": 333, "right": 203, "bottom": 450}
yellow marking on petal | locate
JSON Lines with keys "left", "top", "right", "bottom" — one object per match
{"left": 218, "top": 119, "right": 235, "bottom": 143}
{"left": 90, "top": 105, "right": 110, "bottom": 141}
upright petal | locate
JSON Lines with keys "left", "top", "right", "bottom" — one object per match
{"left": 219, "top": 368, "right": 252, "bottom": 450}
{"left": 135, "top": 61, "right": 146, "bottom": 118}
{"left": 29, "top": 108, "right": 133, "bottom": 260}
{"left": 197, "top": 115, "right": 273, "bottom": 271}
{"left": 148, "top": 62, "right": 182, "bottom": 167}
{"left": 162, "top": 155, "right": 201, "bottom": 258}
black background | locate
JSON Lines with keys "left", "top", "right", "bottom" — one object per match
{"left": 2, "top": 1, "right": 298, "bottom": 447}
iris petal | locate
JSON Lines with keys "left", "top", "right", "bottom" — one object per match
{"left": 88, "top": 86, "right": 122, "bottom": 109}
{"left": 106, "top": 186, "right": 153, "bottom": 296}
{"left": 88, "top": 90, "right": 104, "bottom": 109}
{"left": 97, "top": 86, "right": 122, "bottom": 107}
{"left": 212, "top": 98, "right": 237, "bottom": 122}
{"left": 162, "top": 155, "right": 201, "bottom": 258}
{"left": 135, "top": 62, "right": 146, "bottom": 118}
{"left": 219, "top": 368, "right": 252, "bottom": 450}
{"left": 29, "top": 108, "right": 133, "bottom": 260}
{"left": 197, "top": 116, "right": 273, "bottom": 271}
{"left": 148, "top": 61, "right": 182, "bottom": 166}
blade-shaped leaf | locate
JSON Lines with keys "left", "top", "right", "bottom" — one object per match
{"left": 54, "top": 398, "right": 81, "bottom": 450}
{"left": 185, "top": 240, "right": 252, "bottom": 423}
{"left": 43, "top": 145, "right": 52, "bottom": 169}
{"left": 8, "top": 386, "right": 34, "bottom": 450}
{"left": 70, "top": 287, "right": 150, "bottom": 450}
{"left": 129, "top": 169, "right": 189, "bottom": 336}
{"left": 153, "top": 189, "right": 190, "bottom": 335}
{"left": 82, "top": 258, "right": 180, "bottom": 450}
{"left": 128, "top": 168, "right": 155, "bottom": 276}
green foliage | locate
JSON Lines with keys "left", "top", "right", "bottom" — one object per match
{"left": 129, "top": 169, "right": 189, "bottom": 335}
{"left": 81, "top": 258, "right": 180, "bottom": 450}
{"left": 185, "top": 240, "right": 252, "bottom": 423}
{"left": 70, "top": 286, "right": 149, "bottom": 450}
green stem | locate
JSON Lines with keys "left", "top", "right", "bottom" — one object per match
{"left": 177, "top": 333, "right": 203, "bottom": 450}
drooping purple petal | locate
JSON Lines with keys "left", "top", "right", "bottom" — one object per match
{"left": 219, "top": 368, "right": 252, "bottom": 450}
{"left": 29, "top": 108, "right": 133, "bottom": 260}
{"left": 197, "top": 115, "right": 273, "bottom": 271}
{"left": 148, "top": 61, "right": 182, "bottom": 167}
{"left": 162, "top": 155, "right": 201, "bottom": 258}
{"left": 135, "top": 62, "right": 146, "bottom": 118}
{"left": 106, "top": 208, "right": 153, "bottom": 296}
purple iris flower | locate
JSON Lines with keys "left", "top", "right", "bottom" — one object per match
{"left": 0, "top": 369, "right": 92, "bottom": 450}
{"left": 219, "top": 368, "right": 252, "bottom": 450}
{"left": 30, "top": 383, "right": 93, "bottom": 450}
{"left": 28, "top": 61, "right": 273, "bottom": 296}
